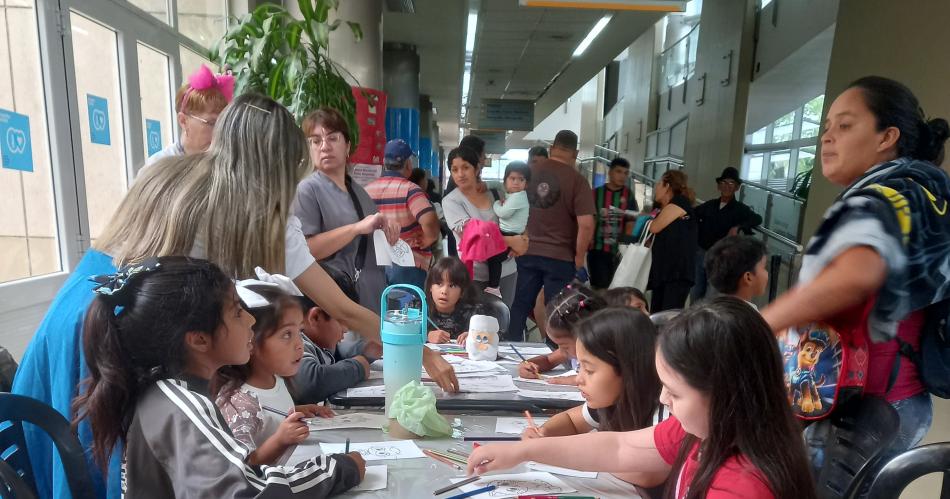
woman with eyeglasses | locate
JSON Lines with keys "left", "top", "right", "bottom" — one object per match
{"left": 145, "top": 65, "right": 234, "bottom": 166}
{"left": 292, "top": 107, "right": 399, "bottom": 314}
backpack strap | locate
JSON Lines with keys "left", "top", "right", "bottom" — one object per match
{"left": 489, "top": 188, "right": 501, "bottom": 202}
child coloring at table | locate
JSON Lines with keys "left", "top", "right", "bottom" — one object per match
{"left": 517, "top": 283, "right": 607, "bottom": 384}
{"left": 470, "top": 297, "right": 816, "bottom": 499}
{"left": 214, "top": 279, "right": 339, "bottom": 465}
{"left": 522, "top": 307, "right": 667, "bottom": 487}
{"left": 73, "top": 257, "right": 365, "bottom": 497}
{"left": 426, "top": 257, "right": 486, "bottom": 344}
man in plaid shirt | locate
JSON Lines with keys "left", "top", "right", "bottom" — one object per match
{"left": 365, "top": 139, "right": 441, "bottom": 288}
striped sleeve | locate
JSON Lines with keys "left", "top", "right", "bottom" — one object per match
{"left": 126, "top": 380, "right": 360, "bottom": 497}
{"left": 407, "top": 187, "right": 435, "bottom": 221}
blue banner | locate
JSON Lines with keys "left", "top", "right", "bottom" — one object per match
{"left": 0, "top": 108, "right": 33, "bottom": 172}
{"left": 87, "top": 94, "right": 111, "bottom": 145}
{"left": 385, "top": 107, "right": 419, "bottom": 154}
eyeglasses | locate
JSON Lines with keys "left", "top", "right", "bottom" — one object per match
{"left": 718, "top": 180, "right": 738, "bottom": 187}
{"left": 186, "top": 113, "right": 216, "bottom": 127}
{"left": 308, "top": 132, "right": 345, "bottom": 148}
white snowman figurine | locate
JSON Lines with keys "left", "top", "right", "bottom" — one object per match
{"left": 465, "top": 315, "right": 500, "bottom": 361}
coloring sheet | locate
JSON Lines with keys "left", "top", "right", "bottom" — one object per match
{"left": 497, "top": 345, "right": 553, "bottom": 356}
{"left": 494, "top": 416, "right": 550, "bottom": 434}
{"left": 516, "top": 389, "right": 585, "bottom": 402}
{"left": 306, "top": 412, "right": 388, "bottom": 431}
{"left": 452, "top": 472, "right": 575, "bottom": 498}
{"left": 527, "top": 462, "right": 598, "bottom": 479}
{"left": 345, "top": 385, "right": 385, "bottom": 398}
{"left": 319, "top": 440, "right": 425, "bottom": 461}
{"left": 373, "top": 230, "right": 415, "bottom": 267}
{"left": 456, "top": 374, "right": 518, "bottom": 393}
{"left": 515, "top": 370, "right": 577, "bottom": 385}
{"left": 354, "top": 465, "right": 387, "bottom": 491}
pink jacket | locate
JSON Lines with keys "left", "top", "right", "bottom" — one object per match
{"left": 458, "top": 219, "right": 508, "bottom": 277}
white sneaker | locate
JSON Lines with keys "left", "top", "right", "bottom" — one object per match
{"left": 484, "top": 286, "right": 502, "bottom": 298}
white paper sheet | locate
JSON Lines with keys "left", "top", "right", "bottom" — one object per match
{"left": 497, "top": 345, "right": 553, "bottom": 356}
{"left": 452, "top": 471, "right": 576, "bottom": 498}
{"left": 527, "top": 461, "right": 598, "bottom": 478}
{"left": 306, "top": 413, "right": 388, "bottom": 431}
{"left": 345, "top": 385, "right": 385, "bottom": 397}
{"left": 319, "top": 440, "right": 425, "bottom": 461}
{"left": 373, "top": 230, "right": 415, "bottom": 267}
{"left": 494, "top": 416, "right": 550, "bottom": 434}
{"left": 354, "top": 465, "right": 388, "bottom": 491}
{"left": 516, "top": 389, "right": 585, "bottom": 402}
{"left": 456, "top": 374, "right": 518, "bottom": 393}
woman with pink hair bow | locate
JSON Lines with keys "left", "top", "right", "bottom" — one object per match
{"left": 146, "top": 64, "right": 235, "bottom": 165}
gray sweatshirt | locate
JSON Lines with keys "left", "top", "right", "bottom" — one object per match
{"left": 291, "top": 335, "right": 369, "bottom": 404}
{"left": 124, "top": 377, "right": 360, "bottom": 498}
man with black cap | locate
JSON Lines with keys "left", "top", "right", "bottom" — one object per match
{"left": 366, "top": 139, "right": 441, "bottom": 288}
{"left": 691, "top": 166, "right": 763, "bottom": 300}
{"left": 508, "top": 130, "right": 595, "bottom": 341}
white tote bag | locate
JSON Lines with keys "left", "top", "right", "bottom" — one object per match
{"left": 609, "top": 220, "right": 654, "bottom": 290}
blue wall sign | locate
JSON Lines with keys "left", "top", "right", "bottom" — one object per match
{"left": 145, "top": 119, "right": 162, "bottom": 157}
{"left": 0, "top": 108, "right": 34, "bottom": 172}
{"left": 87, "top": 94, "right": 111, "bottom": 145}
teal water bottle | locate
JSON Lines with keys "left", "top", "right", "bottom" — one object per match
{"left": 380, "top": 284, "right": 427, "bottom": 415}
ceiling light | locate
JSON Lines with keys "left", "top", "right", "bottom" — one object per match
{"left": 519, "top": 0, "right": 686, "bottom": 11}
{"left": 573, "top": 15, "right": 612, "bottom": 57}
{"left": 465, "top": 12, "right": 478, "bottom": 53}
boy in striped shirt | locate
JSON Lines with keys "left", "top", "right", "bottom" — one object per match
{"left": 589, "top": 157, "right": 639, "bottom": 288}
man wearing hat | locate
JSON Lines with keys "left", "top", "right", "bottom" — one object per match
{"left": 365, "top": 139, "right": 441, "bottom": 288}
{"left": 691, "top": 166, "right": 763, "bottom": 300}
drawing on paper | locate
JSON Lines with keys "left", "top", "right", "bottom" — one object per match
{"left": 485, "top": 479, "right": 564, "bottom": 497}
{"left": 359, "top": 446, "right": 402, "bottom": 459}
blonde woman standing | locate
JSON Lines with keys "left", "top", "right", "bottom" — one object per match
{"left": 13, "top": 93, "right": 458, "bottom": 499}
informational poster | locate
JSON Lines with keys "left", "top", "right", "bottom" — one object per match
{"left": 145, "top": 119, "right": 162, "bottom": 157}
{"left": 351, "top": 163, "right": 382, "bottom": 186}
{"left": 0, "top": 108, "right": 33, "bottom": 172}
{"left": 87, "top": 94, "right": 111, "bottom": 145}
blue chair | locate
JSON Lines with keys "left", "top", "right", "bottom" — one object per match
{"left": 0, "top": 393, "right": 96, "bottom": 499}
{"left": 866, "top": 442, "right": 950, "bottom": 499}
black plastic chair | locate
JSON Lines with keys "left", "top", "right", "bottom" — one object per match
{"left": 866, "top": 442, "right": 950, "bottom": 499}
{"left": 0, "top": 393, "right": 96, "bottom": 499}
{"left": 0, "top": 459, "right": 36, "bottom": 499}
{"left": 815, "top": 396, "right": 900, "bottom": 499}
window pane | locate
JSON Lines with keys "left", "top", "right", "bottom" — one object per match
{"left": 750, "top": 126, "right": 767, "bottom": 145}
{"left": 137, "top": 43, "right": 173, "bottom": 166}
{"left": 797, "top": 146, "right": 816, "bottom": 175}
{"left": 127, "top": 0, "right": 168, "bottom": 24}
{"left": 70, "top": 12, "right": 128, "bottom": 243}
{"left": 745, "top": 153, "right": 764, "bottom": 182}
{"left": 804, "top": 94, "right": 825, "bottom": 123}
{"left": 767, "top": 150, "right": 790, "bottom": 190}
{"left": 180, "top": 45, "right": 214, "bottom": 76}
{"left": 801, "top": 120, "right": 819, "bottom": 139}
{"left": 772, "top": 111, "right": 795, "bottom": 143}
{"left": 178, "top": 1, "right": 227, "bottom": 49}
{"left": 0, "top": 1, "right": 62, "bottom": 283}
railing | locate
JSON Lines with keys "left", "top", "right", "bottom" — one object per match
{"left": 658, "top": 23, "right": 700, "bottom": 89}
{"left": 736, "top": 177, "right": 806, "bottom": 243}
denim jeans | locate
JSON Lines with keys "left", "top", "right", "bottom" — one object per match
{"left": 805, "top": 393, "right": 933, "bottom": 495}
{"left": 507, "top": 255, "right": 577, "bottom": 342}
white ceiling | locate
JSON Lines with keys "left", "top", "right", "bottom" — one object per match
{"left": 383, "top": 0, "right": 665, "bottom": 149}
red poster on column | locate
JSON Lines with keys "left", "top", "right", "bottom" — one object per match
{"left": 350, "top": 87, "right": 387, "bottom": 166}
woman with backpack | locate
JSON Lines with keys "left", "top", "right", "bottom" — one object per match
{"left": 762, "top": 76, "right": 950, "bottom": 475}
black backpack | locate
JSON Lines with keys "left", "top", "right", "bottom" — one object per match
{"left": 896, "top": 299, "right": 950, "bottom": 398}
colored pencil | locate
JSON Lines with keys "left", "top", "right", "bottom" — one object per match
{"left": 446, "top": 484, "right": 496, "bottom": 499}
{"left": 434, "top": 476, "right": 480, "bottom": 495}
{"left": 262, "top": 405, "right": 288, "bottom": 418}
{"left": 447, "top": 448, "right": 470, "bottom": 459}
{"left": 427, "top": 449, "right": 468, "bottom": 465}
{"left": 424, "top": 449, "right": 463, "bottom": 470}
{"left": 344, "top": 438, "right": 350, "bottom": 453}
{"left": 524, "top": 410, "right": 538, "bottom": 430}
{"left": 463, "top": 436, "right": 521, "bottom": 442}
{"left": 509, "top": 343, "right": 527, "bottom": 362}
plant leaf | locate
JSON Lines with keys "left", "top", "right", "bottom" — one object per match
{"left": 346, "top": 21, "right": 363, "bottom": 42}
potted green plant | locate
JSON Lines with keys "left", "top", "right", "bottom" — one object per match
{"left": 212, "top": 0, "right": 363, "bottom": 141}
